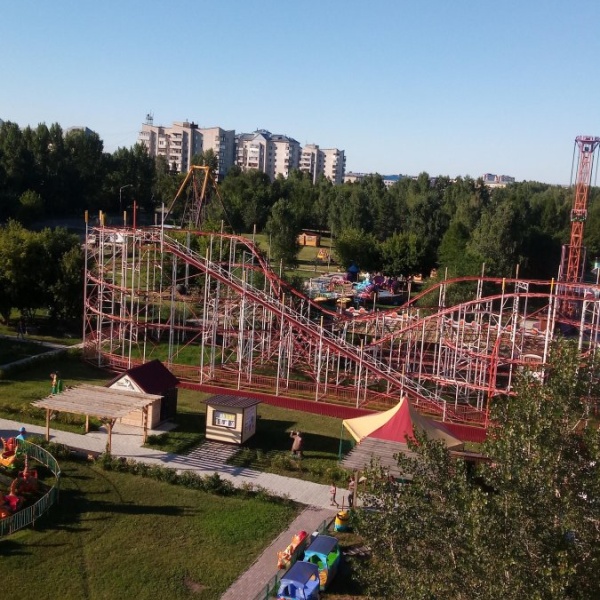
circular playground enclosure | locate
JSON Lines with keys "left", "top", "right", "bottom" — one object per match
{"left": 0, "top": 438, "right": 61, "bottom": 537}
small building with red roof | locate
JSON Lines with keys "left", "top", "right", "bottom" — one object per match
{"left": 107, "top": 359, "right": 179, "bottom": 428}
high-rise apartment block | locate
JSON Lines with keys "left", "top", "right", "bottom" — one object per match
{"left": 138, "top": 120, "right": 345, "bottom": 183}
{"left": 236, "top": 130, "right": 301, "bottom": 180}
{"left": 138, "top": 121, "right": 235, "bottom": 180}
{"left": 482, "top": 173, "right": 515, "bottom": 188}
{"left": 300, "top": 144, "right": 346, "bottom": 184}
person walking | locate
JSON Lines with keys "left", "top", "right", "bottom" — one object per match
{"left": 329, "top": 482, "right": 338, "bottom": 507}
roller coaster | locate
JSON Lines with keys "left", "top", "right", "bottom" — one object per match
{"left": 82, "top": 225, "right": 600, "bottom": 432}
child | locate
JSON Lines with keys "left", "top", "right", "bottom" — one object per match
{"left": 329, "top": 482, "right": 338, "bottom": 507}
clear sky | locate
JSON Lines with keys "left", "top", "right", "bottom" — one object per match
{"left": 1, "top": 0, "right": 599, "bottom": 184}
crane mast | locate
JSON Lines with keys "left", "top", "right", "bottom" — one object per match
{"left": 558, "top": 135, "right": 600, "bottom": 287}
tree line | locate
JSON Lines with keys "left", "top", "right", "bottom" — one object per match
{"left": 2, "top": 120, "right": 600, "bottom": 309}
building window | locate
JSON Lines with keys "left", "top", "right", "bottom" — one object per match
{"left": 214, "top": 410, "right": 236, "bottom": 428}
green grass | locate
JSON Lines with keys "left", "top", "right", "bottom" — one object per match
{"left": 227, "top": 404, "right": 353, "bottom": 485}
{"left": 0, "top": 348, "right": 112, "bottom": 432}
{"left": 0, "top": 458, "right": 298, "bottom": 600}
{"left": 0, "top": 338, "right": 52, "bottom": 364}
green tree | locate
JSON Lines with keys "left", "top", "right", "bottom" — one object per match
{"left": 266, "top": 198, "right": 301, "bottom": 268}
{"left": 17, "top": 189, "right": 45, "bottom": 226}
{"left": 355, "top": 339, "right": 600, "bottom": 599}
{"left": 334, "top": 228, "right": 381, "bottom": 272}
{"left": 379, "top": 231, "right": 424, "bottom": 276}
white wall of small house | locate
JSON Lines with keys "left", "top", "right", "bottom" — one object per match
{"left": 109, "top": 376, "right": 161, "bottom": 428}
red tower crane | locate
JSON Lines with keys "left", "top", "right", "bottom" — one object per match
{"left": 559, "top": 135, "right": 600, "bottom": 286}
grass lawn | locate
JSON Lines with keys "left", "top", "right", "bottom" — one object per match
{"left": 0, "top": 348, "right": 112, "bottom": 432}
{"left": 0, "top": 458, "right": 298, "bottom": 600}
{"left": 0, "top": 338, "right": 54, "bottom": 365}
{"left": 228, "top": 403, "right": 354, "bottom": 485}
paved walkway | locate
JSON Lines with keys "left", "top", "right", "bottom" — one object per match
{"left": 0, "top": 417, "right": 338, "bottom": 599}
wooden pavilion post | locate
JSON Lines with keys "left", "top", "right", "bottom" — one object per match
{"left": 45, "top": 408, "right": 51, "bottom": 441}
{"left": 142, "top": 406, "right": 148, "bottom": 444}
{"left": 107, "top": 420, "right": 113, "bottom": 454}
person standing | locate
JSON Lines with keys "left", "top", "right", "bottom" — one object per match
{"left": 17, "top": 319, "right": 25, "bottom": 339}
{"left": 290, "top": 430, "right": 304, "bottom": 458}
{"left": 348, "top": 475, "right": 356, "bottom": 508}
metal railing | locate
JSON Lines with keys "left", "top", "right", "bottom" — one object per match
{"left": 0, "top": 441, "right": 61, "bottom": 537}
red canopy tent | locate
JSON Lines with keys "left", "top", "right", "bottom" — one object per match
{"left": 342, "top": 395, "right": 464, "bottom": 450}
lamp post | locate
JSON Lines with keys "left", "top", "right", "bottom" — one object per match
{"left": 119, "top": 184, "right": 133, "bottom": 216}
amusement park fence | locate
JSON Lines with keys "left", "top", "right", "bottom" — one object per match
{"left": 250, "top": 517, "right": 331, "bottom": 600}
{"left": 0, "top": 441, "right": 61, "bottom": 537}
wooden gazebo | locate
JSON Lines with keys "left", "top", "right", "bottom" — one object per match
{"left": 31, "top": 384, "right": 162, "bottom": 453}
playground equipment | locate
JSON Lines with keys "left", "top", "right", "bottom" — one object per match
{"left": 334, "top": 510, "right": 350, "bottom": 532}
{"left": 0, "top": 438, "right": 18, "bottom": 468}
{"left": 302, "top": 535, "right": 341, "bottom": 591}
{"left": 277, "top": 530, "right": 308, "bottom": 569}
{"left": 15, "top": 457, "right": 38, "bottom": 495}
{"left": 277, "top": 561, "right": 321, "bottom": 600}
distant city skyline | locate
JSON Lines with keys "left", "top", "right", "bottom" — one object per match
{"left": 1, "top": 1, "right": 599, "bottom": 185}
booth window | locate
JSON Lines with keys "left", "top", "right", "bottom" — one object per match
{"left": 214, "top": 410, "right": 236, "bottom": 428}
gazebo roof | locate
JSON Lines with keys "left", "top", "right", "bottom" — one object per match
{"left": 32, "top": 384, "right": 161, "bottom": 420}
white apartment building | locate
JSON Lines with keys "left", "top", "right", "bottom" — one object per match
{"left": 138, "top": 121, "right": 202, "bottom": 173}
{"left": 300, "top": 144, "right": 346, "bottom": 184}
{"left": 195, "top": 126, "right": 236, "bottom": 180}
{"left": 236, "top": 130, "right": 300, "bottom": 181}
{"left": 482, "top": 173, "right": 516, "bottom": 188}
{"left": 138, "top": 120, "right": 346, "bottom": 184}
{"left": 138, "top": 121, "right": 235, "bottom": 179}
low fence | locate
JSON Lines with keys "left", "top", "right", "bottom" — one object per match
{"left": 0, "top": 441, "right": 61, "bottom": 537}
{"left": 250, "top": 517, "right": 332, "bottom": 600}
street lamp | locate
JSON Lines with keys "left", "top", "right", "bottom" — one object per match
{"left": 119, "top": 184, "right": 133, "bottom": 215}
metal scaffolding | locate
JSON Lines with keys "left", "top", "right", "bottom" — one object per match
{"left": 83, "top": 226, "right": 600, "bottom": 430}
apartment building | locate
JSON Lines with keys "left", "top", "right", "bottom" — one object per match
{"left": 138, "top": 121, "right": 202, "bottom": 173}
{"left": 482, "top": 173, "right": 515, "bottom": 188}
{"left": 195, "top": 126, "right": 236, "bottom": 180}
{"left": 138, "top": 120, "right": 346, "bottom": 183}
{"left": 138, "top": 121, "right": 235, "bottom": 179}
{"left": 300, "top": 144, "right": 346, "bottom": 184}
{"left": 235, "top": 130, "right": 300, "bottom": 180}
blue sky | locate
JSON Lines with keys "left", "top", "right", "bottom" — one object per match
{"left": 1, "top": 0, "right": 599, "bottom": 184}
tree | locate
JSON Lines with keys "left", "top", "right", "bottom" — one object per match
{"left": 355, "top": 339, "right": 600, "bottom": 599}
{"left": 379, "top": 231, "right": 424, "bottom": 276}
{"left": 266, "top": 198, "right": 301, "bottom": 268}
{"left": 333, "top": 228, "right": 381, "bottom": 272}
{"left": 17, "top": 189, "right": 45, "bottom": 226}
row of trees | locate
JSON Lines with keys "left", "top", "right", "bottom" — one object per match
{"left": 3, "top": 120, "right": 600, "bottom": 283}
{"left": 355, "top": 340, "right": 600, "bottom": 599}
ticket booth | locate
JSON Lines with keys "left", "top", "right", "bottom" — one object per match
{"left": 205, "top": 395, "right": 261, "bottom": 444}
